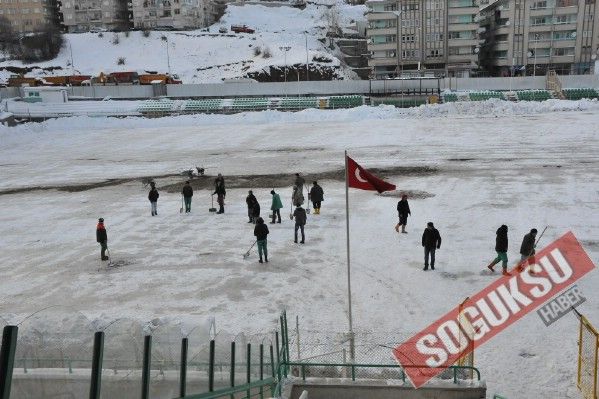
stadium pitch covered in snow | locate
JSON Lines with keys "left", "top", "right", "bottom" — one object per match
{"left": 0, "top": 100, "right": 598, "bottom": 398}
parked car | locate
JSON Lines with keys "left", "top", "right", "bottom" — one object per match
{"left": 7, "top": 75, "right": 42, "bottom": 87}
{"left": 219, "top": 26, "right": 228, "bottom": 33}
{"left": 139, "top": 74, "right": 182, "bottom": 85}
{"left": 231, "top": 24, "right": 255, "bottom": 34}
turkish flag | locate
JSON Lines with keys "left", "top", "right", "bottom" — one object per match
{"left": 347, "top": 156, "right": 396, "bottom": 193}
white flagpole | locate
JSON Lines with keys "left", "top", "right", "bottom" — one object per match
{"left": 344, "top": 150, "right": 355, "bottom": 361}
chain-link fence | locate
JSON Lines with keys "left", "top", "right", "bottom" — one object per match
{"left": 578, "top": 314, "right": 599, "bottom": 399}
{"left": 1, "top": 310, "right": 480, "bottom": 399}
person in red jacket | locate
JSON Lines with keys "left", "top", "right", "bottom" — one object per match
{"left": 96, "top": 218, "right": 108, "bottom": 261}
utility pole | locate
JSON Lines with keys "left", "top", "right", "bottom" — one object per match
{"left": 304, "top": 31, "right": 309, "bottom": 81}
{"left": 279, "top": 46, "right": 291, "bottom": 82}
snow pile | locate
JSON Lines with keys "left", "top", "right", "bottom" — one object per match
{"left": 0, "top": 0, "right": 365, "bottom": 83}
{"left": 2, "top": 98, "right": 598, "bottom": 134}
{"left": 0, "top": 101, "right": 599, "bottom": 398}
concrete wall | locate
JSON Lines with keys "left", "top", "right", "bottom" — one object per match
{"left": 1, "top": 75, "right": 598, "bottom": 101}
{"left": 288, "top": 382, "right": 486, "bottom": 399}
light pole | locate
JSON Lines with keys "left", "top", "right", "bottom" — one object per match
{"left": 304, "top": 31, "right": 309, "bottom": 81}
{"left": 162, "top": 35, "right": 171, "bottom": 75}
{"left": 69, "top": 42, "right": 75, "bottom": 75}
{"left": 392, "top": 11, "right": 402, "bottom": 78}
{"left": 279, "top": 45, "right": 291, "bottom": 82}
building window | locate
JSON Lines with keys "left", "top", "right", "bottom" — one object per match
{"left": 402, "top": 49, "right": 418, "bottom": 58}
{"left": 428, "top": 49, "right": 441, "bottom": 57}
{"left": 553, "top": 47, "right": 575, "bottom": 56}
{"left": 530, "top": 16, "right": 548, "bottom": 25}
{"left": 556, "top": 0, "right": 577, "bottom": 6}
{"left": 530, "top": 0, "right": 546, "bottom": 8}
{"left": 401, "top": 3, "right": 419, "bottom": 11}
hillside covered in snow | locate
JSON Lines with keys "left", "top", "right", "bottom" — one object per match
{"left": 0, "top": 0, "right": 367, "bottom": 84}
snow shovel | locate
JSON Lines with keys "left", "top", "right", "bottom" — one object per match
{"left": 107, "top": 248, "right": 112, "bottom": 267}
{"left": 243, "top": 240, "right": 257, "bottom": 259}
{"left": 289, "top": 198, "right": 293, "bottom": 220}
{"left": 180, "top": 196, "right": 184, "bottom": 213}
{"left": 209, "top": 194, "right": 217, "bottom": 213}
{"left": 305, "top": 185, "right": 311, "bottom": 215}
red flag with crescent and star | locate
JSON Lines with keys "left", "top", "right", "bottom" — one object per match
{"left": 346, "top": 156, "right": 396, "bottom": 193}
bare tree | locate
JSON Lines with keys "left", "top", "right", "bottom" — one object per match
{"left": 19, "top": 24, "right": 64, "bottom": 62}
{"left": 0, "top": 16, "right": 19, "bottom": 57}
{"left": 325, "top": 6, "right": 340, "bottom": 37}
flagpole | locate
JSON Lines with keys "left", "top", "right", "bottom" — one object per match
{"left": 344, "top": 150, "right": 355, "bottom": 362}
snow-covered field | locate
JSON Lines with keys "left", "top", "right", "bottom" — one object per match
{"left": 0, "top": 0, "right": 365, "bottom": 84}
{"left": 1, "top": 101, "right": 598, "bottom": 398}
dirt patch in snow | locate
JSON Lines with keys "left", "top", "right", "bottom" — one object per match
{"left": 159, "top": 166, "right": 437, "bottom": 193}
{"left": 0, "top": 166, "right": 437, "bottom": 196}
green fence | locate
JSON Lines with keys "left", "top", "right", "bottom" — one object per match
{"left": 0, "top": 311, "right": 482, "bottom": 399}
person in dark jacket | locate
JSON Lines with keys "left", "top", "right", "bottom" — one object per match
{"left": 293, "top": 205, "right": 307, "bottom": 243}
{"left": 395, "top": 195, "right": 411, "bottom": 233}
{"left": 422, "top": 222, "right": 442, "bottom": 271}
{"left": 181, "top": 181, "right": 193, "bottom": 213}
{"left": 252, "top": 198, "right": 261, "bottom": 223}
{"left": 254, "top": 217, "right": 269, "bottom": 263}
{"left": 246, "top": 190, "right": 257, "bottom": 223}
{"left": 518, "top": 228, "right": 538, "bottom": 271}
{"left": 294, "top": 173, "right": 305, "bottom": 190}
{"left": 487, "top": 224, "right": 510, "bottom": 275}
{"left": 96, "top": 218, "right": 108, "bottom": 261}
{"left": 270, "top": 190, "right": 283, "bottom": 224}
{"left": 292, "top": 185, "right": 304, "bottom": 207}
{"left": 309, "top": 181, "right": 324, "bottom": 215}
{"left": 214, "top": 173, "right": 226, "bottom": 214}
{"left": 148, "top": 182, "right": 159, "bottom": 216}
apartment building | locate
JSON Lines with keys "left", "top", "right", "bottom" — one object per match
{"left": 0, "top": 0, "right": 59, "bottom": 32}
{"left": 129, "top": 0, "right": 224, "bottom": 29}
{"left": 479, "top": 0, "right": 599, "bottom": 75}
{"left": 366, "top": 0, "right": 480, "bottom": 78}
{"left": 59, "top": 0, "right": 130, "bottom": 32}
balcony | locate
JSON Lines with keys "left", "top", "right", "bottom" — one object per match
{"left": 448, "top": 38, "right": 479, "bottom": 46}
{"left": 367, "top": 42, "right": 398, "bottom": 51}
{"left": 554, "top": 6, "right": 579, "bottom": 14}
{"left": 368, "top": 57, "right": 399, "bottom": 67}
{"left": 552, "top": 39, "right": 576, "bottom": 47}
{"left": 448, "top": 22, "right": 478, "bottom": 31}
{"left": 494, "top": 41, "right": 509, "bottom": 50}
{"left": 367, "top": 27, "right": 397, "bottom": 35}
{"left": 448, "top": 54, "right": 477, "bottom": 63}
{"left": 448, "top": 6, "right": 478, "bottom": 15}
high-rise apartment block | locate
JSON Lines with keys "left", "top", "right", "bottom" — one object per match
{"left": 366, "top": 0, "right": 480, "bottom": 78}
{"left": 479, "top": 0, "right": 599, "bottom": 75}
{"left": 58, "top": 0, "right": 130, "bottom": 32}
{"left": 0, "top": 0, "right": 59, "bottom": 32}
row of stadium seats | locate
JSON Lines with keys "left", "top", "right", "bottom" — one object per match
{"left": 442, "top": 89, "right": 570, "bottom": 103}
{"left": 137, "top": 96, "right": 364, "bottom": 114}
{"left": 137, "top": 99, "right": 176, "bottom": 113}
{"left": 515, "top": 90, "right": 552, "bottom": 102}
{"left": 328, "top": 95, "right": 363, "bottom": 108}
{"left": 371, "top": 98, "right": 427, "bottom": 107}
{"left": 469, "top": 91, "right": 504, "bottom": 101}
{"left": 562, "top": 88, "right": 599, "bottom": 100}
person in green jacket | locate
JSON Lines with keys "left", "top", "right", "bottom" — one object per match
{"left": 270, "top": 190, "right": 283, "bottom": 224}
